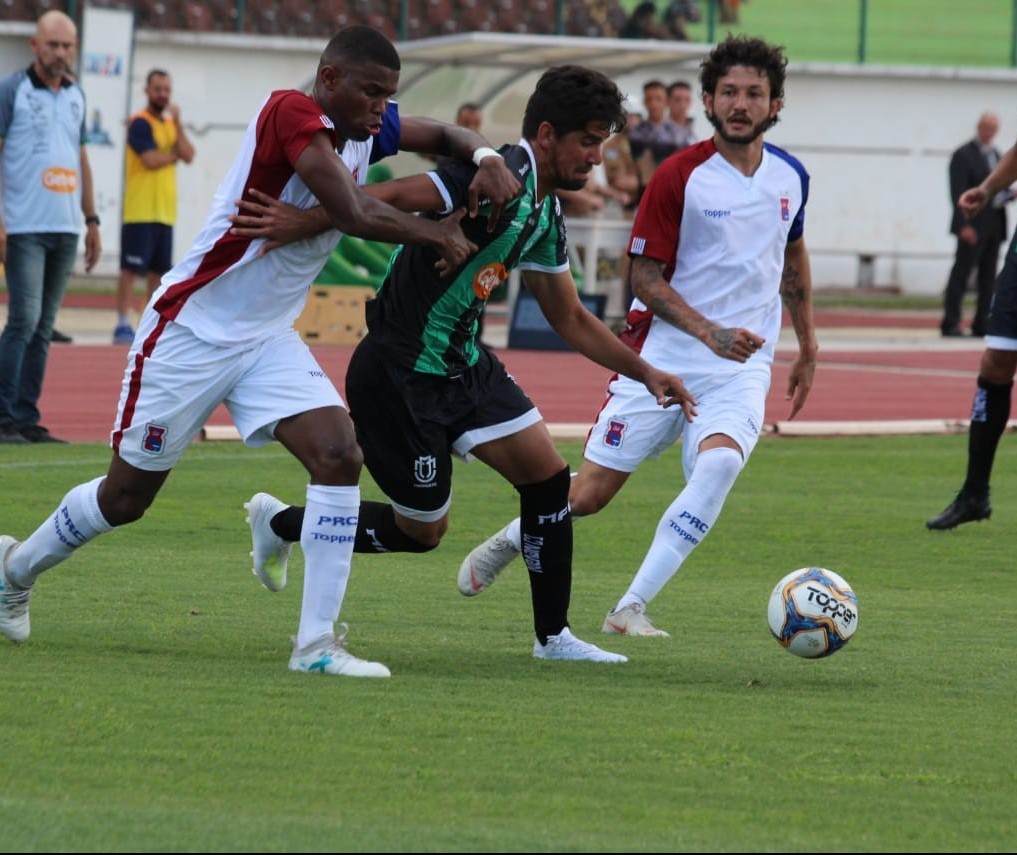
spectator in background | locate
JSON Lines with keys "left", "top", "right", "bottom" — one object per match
{"left": 602, "top": 110, "right": 642, "bottom": 217}
{"left": 0, "top": 11, "right": 101, "bottom": 445}
{"left": 939, "top": 112, "right": 1014, "bottom": 338}
{"left": 454, "top": 101, "right": 482, "bottom": 133}
{"left": 629, "top": 79, "right": 696, "bottom": 192}
{"left": 665, "top": 80, "right": 697, "bottom": 149}
{"left": 558, "top": 161, "right": 632, "bottom": 218}
{"left": 434, "top": 101, "right": 485, "bottom": 167}
{"left": 113, "top": 69, "right": 195, "bottom": 345}
{"left": 662, "top": 1, "right": 693, "bottom": 40}
{"left": 620, "top": 1, "right": 668, "bottom": 39}
{"left": 720, "top": 0, "right": 742, "bottom": 24}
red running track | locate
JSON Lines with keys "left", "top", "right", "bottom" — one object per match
{"left": 34, "top": 308, "right": 982, "bottom": 444}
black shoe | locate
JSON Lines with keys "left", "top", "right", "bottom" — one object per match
{"left": 941, "top": 327, "right": 964, "bottom": 338}
{"left": 970, "top": 329, "right": 985, "bottom": 338}
{"left": 19, "top": 425, "right": 68, "bottom": 444}
{"left": 50, "top": 329, "right": 73, "bottom": 344}
{"left": 0, "top": 425, "right": 29, "bottom": 444}
{"left": 926, "top": 492, "right": 992, "bottom": 530}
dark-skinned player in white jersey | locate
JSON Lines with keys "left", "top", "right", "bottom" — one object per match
{"left": 0, "top": 26, "right": 523, "bottom": 678}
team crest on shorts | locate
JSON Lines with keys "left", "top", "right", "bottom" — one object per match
{"left": 142, "top": 423, "right": 168, "bottom": 455}
{"left": 414, "top": 454, "right": 437, "bottom": 486}
{"left": 603, "top": 418, "right": 628, "bottom": 448}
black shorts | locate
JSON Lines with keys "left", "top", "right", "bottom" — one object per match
{"left": 345, "top": 335, "right": 539, "bottom": 518}
{"left": 988, "top": 249, "right": 1017, "bottom": 341}
{"left": 120, "top": 222, "right": 173, "bottom": 274}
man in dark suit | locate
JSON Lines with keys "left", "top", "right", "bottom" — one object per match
{"left": 941, "top": 112, "right": 1013, "bottom": 337}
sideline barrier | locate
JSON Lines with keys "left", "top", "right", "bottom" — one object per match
{"left": 294, "top": 285, "right": 377, "bottom": 345}
{"left": 202, "top": 420, "right": 1017, "bottom": 443}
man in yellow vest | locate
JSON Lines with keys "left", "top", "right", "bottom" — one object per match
{"left": 113, "top": 69, "right": 194, "bottom": 344}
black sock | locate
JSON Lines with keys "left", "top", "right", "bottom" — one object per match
{"left": 963, "top": 378, "right": 1013, "bottom": 498}
{"left": 270, "top": 501, "right": 433, "bottom": 553}
{"left": 270, "top": 506, "right": 304, "bottom": 542}
{"left": 517, "top": 465, "right": 573, "bottom": 645}
{"left": 353, "top": 501, "right": 434, "bottom": 553}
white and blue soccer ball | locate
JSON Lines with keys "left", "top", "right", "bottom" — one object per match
{"left": 767, "top": 567, "right": 859, "bottom": 658}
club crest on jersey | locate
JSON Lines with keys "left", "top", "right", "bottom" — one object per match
{"left": 780, "top": 196, "right": 790, "bottom": 221}
{"left": 603, "top": 418, "right": 628, "bottom": 448}
{"left": 142, "top": 423, "right": 168, "bottom": 455}
{"left": 414, "top": 455, "right": 437, "bottom": 486}
{"left": 473, "top": 262, "right": 507, "bottom": 299}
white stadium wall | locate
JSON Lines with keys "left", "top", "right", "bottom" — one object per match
{"left": 3, "top": 23, "right": 1017, "bottom": 295}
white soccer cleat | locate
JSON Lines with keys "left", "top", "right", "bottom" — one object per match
{"left": 533, "top": 627, "right": 627, "bottom": 663}
{"left": 0, "top": 536, "right": 31, "bottom": 644}
{"left": 288, "top": 624, "right": 391, "bottom": 678}
{"left": 244, "top": 493, "right": 292, "bottom": 592}
{"left": 457, "top": 523, "right": 520, "bottom": 596}
{"left": 602, "top": 602, "right": 670, "bottom": 637}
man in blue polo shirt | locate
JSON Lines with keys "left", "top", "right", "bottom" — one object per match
{"left": 0, "top": 10, "right": 102, "bottom": 444}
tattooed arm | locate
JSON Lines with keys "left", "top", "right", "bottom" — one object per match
{"left": 781, "top": 236, "right": 819, "bottom": 420}
{"left": 629, "top": 255, "right": 767, "bottom": 362}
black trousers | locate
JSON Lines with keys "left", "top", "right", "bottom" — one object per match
{"left": 942, "top": 234, "right": 1002, "bottom": 334}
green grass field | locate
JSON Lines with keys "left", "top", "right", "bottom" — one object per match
{"left": 1, "top": 436, "right": 1014, "bottom": 852}
{"left": 622, "top": 0, "right": 1017, "bottom": 67}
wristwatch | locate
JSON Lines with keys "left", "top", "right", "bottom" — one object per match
{"left": 85, "top": 215, "right": 100, "bottom": 226}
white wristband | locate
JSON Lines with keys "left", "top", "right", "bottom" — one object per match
{"left": 472, "top": 146, "right": 502, "bottom": 167}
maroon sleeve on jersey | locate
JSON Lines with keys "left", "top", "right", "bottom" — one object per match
{"left": 628, "top": 156, "right": 687, "bottom": 276}
{"left": 257, "top": 90, "right": 339, "bottom": 167}
{"left": 627, "top": 141, "right": 715, "bottom": 280}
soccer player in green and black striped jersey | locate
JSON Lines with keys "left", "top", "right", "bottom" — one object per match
{"left": 232, "top": 66, "right": 697, "bottom": 664}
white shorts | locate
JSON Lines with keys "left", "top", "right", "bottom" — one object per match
{"left": 583, "top": 363, "right": 771, "bottom": 480}
{"left": 110, "top": 314, "right": 343, "bottom": 471}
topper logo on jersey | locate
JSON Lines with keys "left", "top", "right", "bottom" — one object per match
{"left": 603, "top": 419, "right": 627, "bottom": 448}
{"left": 780, "top": 196, "right": 790, "bottom": 221}
{"left": 142, "top": 423, "right": 167, "bottom": 455}
{"left": 473, "top": 262, "right": 507, "bottom": 299}
{"left": 414, "top": 455, "right": 437, "bottom": 486}
{"left": 703, "top": 209, "right": 731, "bottom": 219}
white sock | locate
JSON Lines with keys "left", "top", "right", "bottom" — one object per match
{"left": 9, "top": 476, "right": 114, "bottom": 588}
{"left": 616, "top": 447, "right": 742, "bottom": 611}
{"left": 505, "top": 517, "right": 522, "bottom": 550}
{"left": 296, "top": 483, "right": 360, "bottom": 650}
{"left": 118, "top": 313, "right": 131, "bottom": 326}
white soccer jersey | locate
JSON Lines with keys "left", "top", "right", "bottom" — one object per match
{"left": 623, "top": 138, "right": 809, "bottom": 380}
{"left": 150, "top": 89, "right": 370, "bottom": 347}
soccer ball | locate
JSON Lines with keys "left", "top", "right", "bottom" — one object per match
{"left": 767, "top": 567, "right": 859, "bottom": 658}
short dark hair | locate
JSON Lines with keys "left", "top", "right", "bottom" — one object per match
{"left": 146, "top": 68, "right": 169, "bottom": 85}
{"left": 522, "top": 65, "right": 626, "bottom": 139}
{"left": 643, "top": 79, "right": 667, "bottom": 94}
{"left": 700, "top": 35, "right": 786, "bottom": 100}
{"left": 667, "top": 80, "right": 691, "bottom": 96}
{"left": 321, "top": 26, "right": 400, "bottom": 72}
